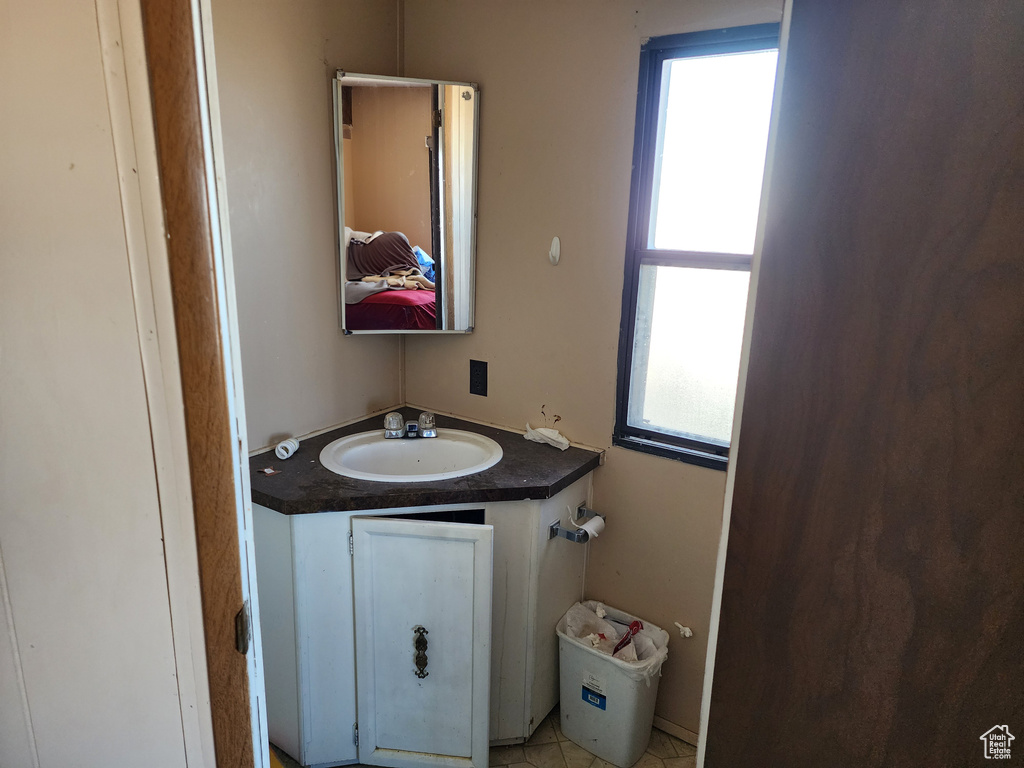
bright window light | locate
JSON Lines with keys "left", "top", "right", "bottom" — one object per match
{"left": 650, "top": 50, "right": 778, "bottom": 255}
{"left": 628, "top": 265, "right": 750, "bottom": 444}
{"left": 615, "top": 25, "right": 779, "bottom": 469}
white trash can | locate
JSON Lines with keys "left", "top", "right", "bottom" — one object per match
{"left": 557, "top": 601, "right": 669, "bottom": 768}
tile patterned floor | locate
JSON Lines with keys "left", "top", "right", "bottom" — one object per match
{"left": 271, "top": 708, "right": 697, "bottom": 768}
{"left": 491, "top": 708, "right": 697, "bottom": 768}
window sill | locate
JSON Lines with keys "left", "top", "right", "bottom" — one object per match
{"left": 612, "top": 433, "right": 728, "bottom": 471}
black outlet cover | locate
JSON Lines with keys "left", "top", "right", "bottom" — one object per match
{"left": 469, "top": 359, "right": 488, "bottom": 396}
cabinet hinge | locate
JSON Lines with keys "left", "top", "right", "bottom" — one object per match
{"left": 349, "top": 531, "right": 354, "bottom": 556}
{"left": 433, "top": 108, "right": 442, "bottom": 128}
{"left": 353, "top": 722, "right": 359, "bottom": 746}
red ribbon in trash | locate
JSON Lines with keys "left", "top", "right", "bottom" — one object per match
{"left": 612, "top": 620, "right": 643, "bottom": 655}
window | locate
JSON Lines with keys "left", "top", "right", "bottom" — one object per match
{"left": 614, "top": 24, "right": 780, "bottom": 470}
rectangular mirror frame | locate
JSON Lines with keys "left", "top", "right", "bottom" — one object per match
{"left": 333, "top": 71, "right": 480, "bottom": 335}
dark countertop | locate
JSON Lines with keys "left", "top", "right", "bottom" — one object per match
{"left": 249, "top": 408, "right": 602, "bottom": 514}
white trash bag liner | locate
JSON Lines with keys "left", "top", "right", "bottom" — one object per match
{"left": 557, "top": 600, "right": 668, "bottom": 685}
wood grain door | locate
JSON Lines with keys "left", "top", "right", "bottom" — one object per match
{"left": 141, "top": 0, "right": 265, "bottom": 764}
{"left": 705, "top": 1, "right": 1024, "bottom": 766}
{"left": 353, "top": 517, "right": 493, "bottom": 768}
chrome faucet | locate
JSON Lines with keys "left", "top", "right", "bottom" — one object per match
{"left": 418, "top": 411, "right": 438, "bottom": 438}
{"left": 383, "top": 410, "right": 438, "bottom": 438}
{"left": 383, "top": 411, "right": 405, "bottom": 439}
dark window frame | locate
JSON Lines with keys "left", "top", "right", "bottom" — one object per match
{"left": 613, "top": 23, "right": 780, "bottom": 471}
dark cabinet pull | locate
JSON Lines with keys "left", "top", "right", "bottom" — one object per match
{"left": 413, "top": 626, "right": 429, "bottom": 678}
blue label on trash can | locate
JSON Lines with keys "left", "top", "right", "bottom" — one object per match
{"left": 582, "top": 685, "right": 606, "bottom": 710}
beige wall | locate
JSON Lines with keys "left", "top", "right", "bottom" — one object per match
{"left": 211, "top": 0, "right": 404, "bottom": 450}
{"left": 349, "top": 86, "right": 434, "bottom": 251}
{"left": 403, "top": 0, "right": 782, "bottom": 734}
{"left": 210, "top": 0, "right": 783, "bottom": 736}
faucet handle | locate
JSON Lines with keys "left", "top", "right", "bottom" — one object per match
{"left": 384, "top": 411, "right": 404, "bottom": 438}
{"left": 418, "top": 411, "right": 438, "bottom": 438}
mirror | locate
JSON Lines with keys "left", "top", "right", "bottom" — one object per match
{"left": 333, "top": 72, "right": 479, "bottom": 333}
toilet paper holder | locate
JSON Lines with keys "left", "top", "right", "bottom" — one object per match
{"left": 549, "top": 505, "right": 604, "bottom": 543}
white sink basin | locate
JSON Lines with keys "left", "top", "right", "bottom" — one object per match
{"left": 319, "top": 428, "right": 503, "bottom": 482}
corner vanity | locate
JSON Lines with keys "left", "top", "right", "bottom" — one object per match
{"left": 250, "top": 409, "right": 601, "bottom": 768}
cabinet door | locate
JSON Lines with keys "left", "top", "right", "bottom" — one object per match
{"left": 353, "top": 517, "right": 492, "bottom": 768}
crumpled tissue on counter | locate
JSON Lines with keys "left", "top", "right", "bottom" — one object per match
{"left": 524, "top": 423, "right": 570, "bottom": 451}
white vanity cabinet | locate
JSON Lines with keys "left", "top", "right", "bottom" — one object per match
{"left": 253, "top": 474, "right": 592, "bottom": 768}
{"left": 352, "top": 516, "right": 493, "bottom": 768}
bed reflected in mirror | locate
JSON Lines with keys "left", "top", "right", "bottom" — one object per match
{"left": 333, "top": 72, "right": 479, "bottom": 333}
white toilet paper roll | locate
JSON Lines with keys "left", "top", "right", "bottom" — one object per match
{"left": 579, "top": 516, "right": 605, "bottom": 540}
{"left": 275, "top": 438, "right": 299, "bottom": 460}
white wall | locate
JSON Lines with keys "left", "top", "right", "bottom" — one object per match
{"left": 0, "top": 0, "right": 196, "bottom": 764}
